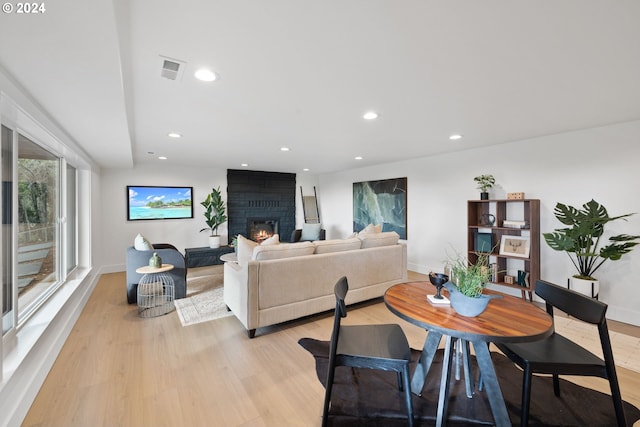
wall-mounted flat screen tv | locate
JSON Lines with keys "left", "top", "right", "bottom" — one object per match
{"left": 127, "top": 185, "right": 194, "bottom": 221}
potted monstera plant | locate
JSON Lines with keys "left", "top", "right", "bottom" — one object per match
{"left": 543, "top": 199, "right": 640, "bottom": 297}
{"left": 199, "top": 186, "right": 228, "bottom": 248}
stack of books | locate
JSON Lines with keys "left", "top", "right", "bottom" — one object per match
{"left": 502, "top": 220, "right": 528, "bottom": 229}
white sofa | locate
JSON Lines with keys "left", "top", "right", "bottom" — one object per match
{"left": 224, "top": 232, "right": 408, "bottom": 338}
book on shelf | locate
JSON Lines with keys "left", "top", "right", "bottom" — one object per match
{"left": 502, "top": 220, "right": 528, "bottom": 229}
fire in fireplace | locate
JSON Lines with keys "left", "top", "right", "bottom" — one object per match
{"left": 248, "top": 218, "right": 279, "bottom": 243}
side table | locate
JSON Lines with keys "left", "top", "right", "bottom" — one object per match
{"left": 185, "top": 245, "right": 234, "bottom": 268}
{"left": 219, "top": 252, "right": 237, "bottom": 263}
{"left": 136, "top": 264, "right": 176, "bottom": 318}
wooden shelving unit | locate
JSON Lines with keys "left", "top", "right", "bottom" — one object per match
{"left": 467, "top": 199, "right": 540, "bottom": 301}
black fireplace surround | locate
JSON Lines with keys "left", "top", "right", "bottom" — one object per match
{"left": 227, "top": 169, "right": 296, "bottom": 243}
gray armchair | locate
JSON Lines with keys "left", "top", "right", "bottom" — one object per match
{"left": 125, "top": 243, "right": 187, "bottom": 304}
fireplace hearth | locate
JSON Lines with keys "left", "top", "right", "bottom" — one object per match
{"left": 248, "top": 218, "right": 279, "bottom": 243}
{"left": 227, "top": 170, "right": 296, "bottom": 243}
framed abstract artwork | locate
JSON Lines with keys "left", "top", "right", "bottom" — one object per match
{"left": 353, "top": 177, "right": 407, "bottom": 239}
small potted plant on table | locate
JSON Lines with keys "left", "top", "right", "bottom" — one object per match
{"left": 444, "top": 251, "right": 501, "bottom": 317}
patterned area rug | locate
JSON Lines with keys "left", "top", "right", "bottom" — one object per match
{"left": 174, "top": 265, "right": 232, "bottom": 326}
{"left": 300, "top": 338, "right": 640, "bottom": 426}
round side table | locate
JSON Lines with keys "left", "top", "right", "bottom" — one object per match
{"left": 136, "top": 264, "right": 175, "bottom": 318}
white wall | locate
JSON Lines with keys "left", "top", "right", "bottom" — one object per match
{"left": 99, "top": 166, "right": 320, "bottom": 269}
{"left": 98, "top": 121, "right": 640, "bottom": 325}
{"left": 318, "top": 120, "right": 640, "bottom": 326}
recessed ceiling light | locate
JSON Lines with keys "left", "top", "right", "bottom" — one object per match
{"left": 363, "top": 111, "right": 378, "bottom": 120}
{"left": 158, "top": 156, "right": 168, "bottom": 160}
{"left": 449, "top": 134, "right": 463, "bottom": 140}
{"left": 168, "top": 132, "right": 182, "bottom": 138}
{"left": 194, "top": 69, "right": 217, "bottom": 82}
{"left": 355, "top": 156, "right": 363, "bottom": 160}
{"left": 280, "top": 147, "right": 290, "bottom": 152}
{"left": 303, "top": 168, "right": 310, "bottom": 172}
{"left": 241, "top": 163, "right": 249, "bottom": 167}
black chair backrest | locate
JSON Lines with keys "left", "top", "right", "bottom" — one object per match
{"left": 328, "top": 277, "right": 349, "bottom": 362}
{"left": 535, "top": 279, "right": 607, "bottom": 325}
{"left": 334, "top": 276, "right": 348, "bottom": 318}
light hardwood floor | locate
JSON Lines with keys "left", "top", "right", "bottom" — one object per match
{"left": 23, "top": 272, "right": 640, "bottom": 427}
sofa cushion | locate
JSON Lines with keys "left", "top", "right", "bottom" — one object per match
{"left": 313, "top": 237, "right": 361, "bottom": 254}
{"left": 252, "top": 241, "right": 315, "bottom": 261}
{"left": 359, "top": 231, "right": 400, "bottom": 248}
{"left": 134, "top": 233, "right": 154, "bottom": 251}
{"left": 301, "top": 223, "right": 322, "bottom": 241}
{"left": 237, "top": 235, "right": 259, "bottom": 266}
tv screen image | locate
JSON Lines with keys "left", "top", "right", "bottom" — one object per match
{"left": 127, "top": 185, "right": 194, "bottom": 221}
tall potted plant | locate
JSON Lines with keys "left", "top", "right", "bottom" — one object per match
{"left": 199, "top": 186, "right": 228, "bottom": 248}
{"left": 543, "top": 199, "right": 640, "bottom": 296}
{"left": 474, "top": 174, "right": 495, "bottom": 200}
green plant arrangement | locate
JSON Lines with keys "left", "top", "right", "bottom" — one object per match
{"left": 473, "top": 174, "right": 495, "bottom": 193}
{"left": 448, "top": 251, "right": 492, "bottom": 298}
{"left": 199, "top": 186, "right": 228, "bottom": 237}
{"left": 543, "top": 199, "right": 640, "bottom": 280}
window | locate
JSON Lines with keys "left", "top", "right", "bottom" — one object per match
{"left": 1, "top": 121, "right": 79, "bottom": 335}
{"left": 1, "top": 125, "right": 13, "bottom": 334}
{"left": 17, "top": 134, "right": 60, "bottom": 320}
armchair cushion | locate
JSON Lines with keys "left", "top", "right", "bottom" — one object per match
{"left": 301, "top": 223, "right": 322, "bottom": 241}
{"left": 290, "top": 228, "right": 326, "bottom": 242}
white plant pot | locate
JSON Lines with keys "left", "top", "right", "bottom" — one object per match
{"left": 569, "top": 276, "right": 599, "bottom": 298}
{"left": 209, "top": 235, "right": 221, "bottom": 249}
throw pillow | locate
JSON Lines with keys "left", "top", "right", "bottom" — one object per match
{"left": 134, "top": 233, "right": 153, "bottom": 251}
{"left": 301, "top": 223, "right": 322, "bottom": 241}
{"left": 261, "top": 234, "right": 280, "bottom": 246}
{"left": 358, "top": 224, "right": 382, "bottom": 235}
{"left": 237, "top": 235, "right": 258, "bottom": 266}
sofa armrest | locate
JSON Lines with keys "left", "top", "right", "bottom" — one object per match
{"left": 224, "top": 261, "right": 254, "bottom": 331}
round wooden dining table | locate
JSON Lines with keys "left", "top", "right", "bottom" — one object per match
{"left": 385, "top": 281, "right": 553, "bottom": 427}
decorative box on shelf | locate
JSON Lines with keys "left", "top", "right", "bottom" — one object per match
{"left": 507, "top": 192, "right": 525, "bottom": 200}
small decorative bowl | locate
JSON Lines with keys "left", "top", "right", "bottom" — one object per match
{"left": 428, "top": 272, "right": 449, "bottom": 299}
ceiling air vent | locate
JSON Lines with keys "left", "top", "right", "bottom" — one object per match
{"left": 159, "top": 56, "right": 186, "bottom": 81}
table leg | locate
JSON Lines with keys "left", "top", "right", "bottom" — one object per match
{"left": 410, "top": 331, "right": 442, "bottom": 395}
{"left": 436, "top": 335, "right": 455, "bottom": 427}
{"left": 472, "top": 341, "right": 511, "bottom": 427}
{"left": 461, "top": 340, "right": 474, "bottom": 398}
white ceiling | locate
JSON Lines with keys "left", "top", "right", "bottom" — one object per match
{"left": 1, "top": 0, "right": 639, "bottom": 174}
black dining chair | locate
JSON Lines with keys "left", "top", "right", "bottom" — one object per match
{"left": 322, "top": 276, "right": 414, "bottom": 427}
{"left": 495, "top": 279, "right": 627, "bottom": 427}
